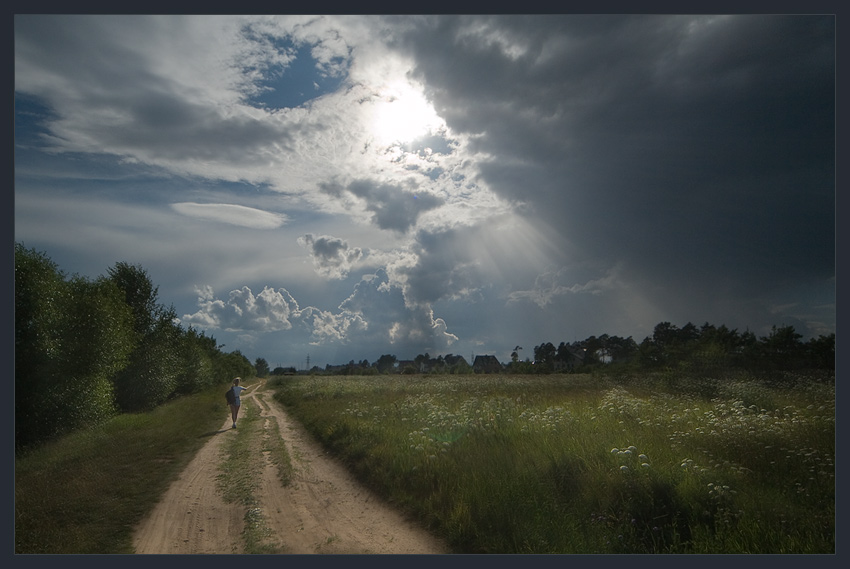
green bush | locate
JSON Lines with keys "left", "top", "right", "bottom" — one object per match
{"left": 113, "top": 325, "right": 181, "bottom": 412}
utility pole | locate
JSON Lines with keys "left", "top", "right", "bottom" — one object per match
{"left": 306, "top": 353, "right": 310, "bottom": 371}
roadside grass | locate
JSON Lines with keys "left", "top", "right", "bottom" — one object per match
{"left": 216, "top": 394, "right": 292, "bottom": 554}
{"left": 257, "top": 395, "right": 295, "bottom": 487}
{"left": 15, "top": 384, "right": 233, "bottom": 554}
{"left": 272, "top": 372, "right": 835, "bottom": 554}
{"left": 217, "top": 402, "right": 276, "bottom": 553}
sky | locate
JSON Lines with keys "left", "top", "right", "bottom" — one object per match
{"left": 13, "top": 14, "right": 836, "bottom": 369}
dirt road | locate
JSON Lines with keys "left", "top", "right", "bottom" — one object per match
{"left": 132, "top": 381, "right": 449, "bottom": 554}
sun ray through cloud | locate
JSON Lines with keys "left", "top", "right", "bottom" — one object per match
{"left": 14, "top": 14, "right": 835, "bottom": 368}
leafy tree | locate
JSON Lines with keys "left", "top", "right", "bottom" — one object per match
{"left": 46, "top": 276, "right": 135, "bottom": 426}
{"left": 650, "top": 322, "right": 679, "bottom": 365}
{"left": 15, "top": 244, "right": 136, "bottom": 448}
{"left": 644, "top": 322, "right": 704, "bottom": 367}
{"left": 555, "top": 342, "right": 577, "bottom": 367}
{"left": 687, "top": 323, "right": 740, "bottom": 374}
{"left": 112, "top": 312, "right": 182, "bottom": 411}
{"left": 734, "top": 330, "right": 760, "bottom": 369}
{"left": 506, "top": 359, "right": 533, "bottom": 374}
{"left": 679, "top": 322, "right": 700, "bottom": 343}
{"left": 106, "top": 262, "right": 186, "bottom": 410}
{"left": 759, "top": 325, "right": 804, "bottom": 370}
{"left": 106, "top": 262, "right": 163, "bottom": 336}
{"left": 533, "top": 342, "right": 556, "bottom": 372}
{"left": 651, "top": 322, "right": 679, "bottom": 349}
{"left": 805, "top": 333, "right": 835, "bottom": 370}
{"left": 14, "top": 243, "right": 65, "bottom": 391}
{"left": 607, "top": 335, "right": 638, "bottom": 363}
{"left": 581, "top": 336, "right": 604, "bottom": 365}
{"left": 174, "top": 327, "right": 215, "bottom": 394}
{"left": 414, "top": 352, "right": 431, "bottom": 372}
{"left": 375, "top": 354, "right": 397, "bottom": 373}
{"left": 59, "top": 277, "right": 136, "bottom": 379}
{"left": 254, "top": 357, "right": 270, "bottom": 378}
{"left": 637, "top": 337, "right": 663, "bottom": 368}
{"left": 213, "top": 349, "right": 255, "bottom": 382}
{"left": 698, "top": 324, "right": 741, "bottom": 354}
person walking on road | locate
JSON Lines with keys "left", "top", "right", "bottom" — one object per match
{"left": 228, "top": 377, "right": 248, "bottom": 429}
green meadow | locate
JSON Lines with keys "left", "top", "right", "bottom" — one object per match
{"left": 272, "top": 371, "right": 835, "bottom": 554}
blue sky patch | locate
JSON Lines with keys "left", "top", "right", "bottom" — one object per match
{"left": 15, "top": 93, "right": 56, "bottom": 146}
{"left": 248, "top": 41, "right": 346, "bottom": 110}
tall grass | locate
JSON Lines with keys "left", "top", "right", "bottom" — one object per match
{"left": 15, "top": 384, "right": 232, "bottom": 554}
{"left": 272, "top": 372, "right": 834, "bottom": 554}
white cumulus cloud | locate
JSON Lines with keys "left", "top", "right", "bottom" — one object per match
{"left": 181, "top": 285, "right": 300, "bottom": 331}
{"left": 180, "top": 269, "right": 458, "bottom": 354}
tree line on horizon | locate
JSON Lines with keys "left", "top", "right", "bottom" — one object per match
{"left": 268, "top": 319, "right": 833, "bottom": 378}
{"left": 524, "top": 320, "right": 834, "bottom": 375}
{"left": 15, "top": 243, "right": 834, "bottom": 449}
{"left": 15, "top": 242, "right": 256, "bottom": 451}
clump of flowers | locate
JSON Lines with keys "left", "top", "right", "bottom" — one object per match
{"left": 611, "top": 445, "right": 651, "bottom": 472}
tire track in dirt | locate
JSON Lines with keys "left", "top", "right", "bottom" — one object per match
{"left": 132, "top": 416, "right": 243, "bottom": 554}
{"left": 132, "top": 381, "right": 448, "bottom": 554}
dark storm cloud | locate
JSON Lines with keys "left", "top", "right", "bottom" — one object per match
{"left": 391, "top": 225, "right": 482, "bottom": 307}
{"left": 297, "top": 233, "right": 363, "bottom": 279}
{"left": 396, "top": 15, "right": 834, "bottom": 332}
{"left": 337, "top": 269, "right": 458, "bottom": 353}
{"left": 107, "top": 95, "right": 297, "bottom": 162}
{"left": 346, "top": 179, "right": 444, "bottom": 233}
{"left": 36, "top": 61, "right": 302, "bottom": 167}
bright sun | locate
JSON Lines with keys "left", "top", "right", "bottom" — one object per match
{"left": 370, "top": 82, "right": 444, "bottom": 146}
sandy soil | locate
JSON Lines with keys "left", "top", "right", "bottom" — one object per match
{"left": 132, "top": 381, "right": 449, "bottom": 554}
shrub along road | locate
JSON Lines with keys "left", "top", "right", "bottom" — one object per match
{"left": 132, "top": 380, "right": 448, "bottom": 554}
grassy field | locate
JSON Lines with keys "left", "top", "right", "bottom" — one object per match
{"left": 14, "top": 371, "right": 835, "bottom": 555}
{"left": 14, "top": 384, "right": 233, "bottom": 554}
{"left": 271, "top": 371, "right": 835, "bottom": 554}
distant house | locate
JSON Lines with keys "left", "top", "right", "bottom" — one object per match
{"left": 473, "top": 355, "right": 503, "bottom": 374}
